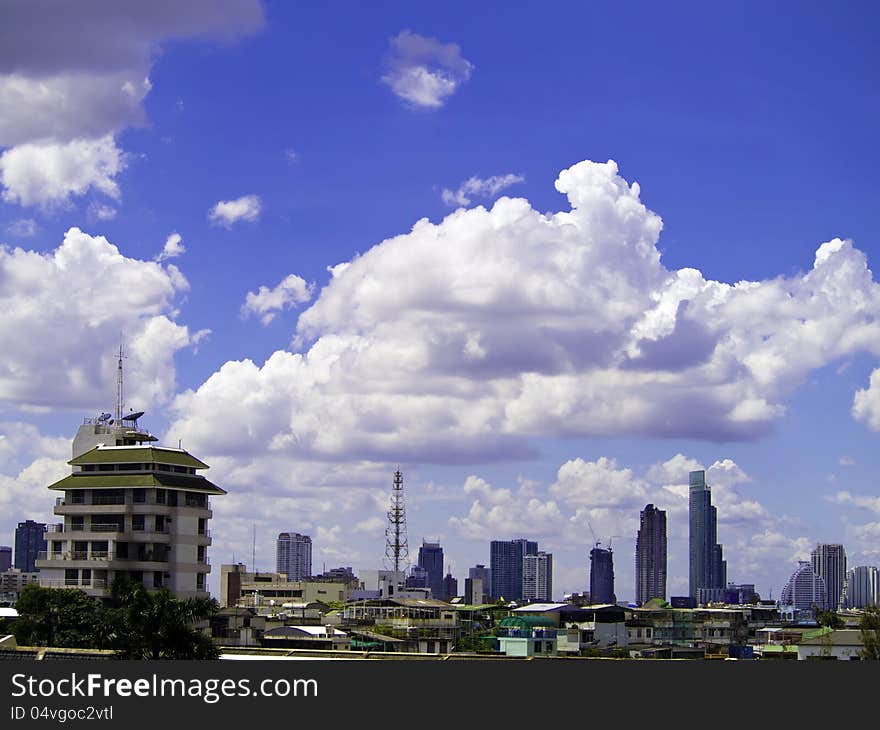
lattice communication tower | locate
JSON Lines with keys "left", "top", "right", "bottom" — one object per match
{"left": 384, "top": 469, "right": 409, "bottom": 572}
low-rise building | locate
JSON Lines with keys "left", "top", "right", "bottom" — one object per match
{"left": 219, "top": 563, "right": 350, "bottom": 607}
{"left": 0, "top": 569, "right": 40, "bottom": 605}
{"left": 797, "top": 628, "right": 865, "bottom": 660}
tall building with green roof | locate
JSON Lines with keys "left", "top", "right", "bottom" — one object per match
{"left": 36, "top": 411, "right": 224, "bottom": 600}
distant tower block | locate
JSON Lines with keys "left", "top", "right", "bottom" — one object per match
{"left": 384, "top": 470, "right": 409, "bottom": 572}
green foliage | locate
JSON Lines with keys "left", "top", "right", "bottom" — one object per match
{"left": 11, "top": 578, "right": 219, "bottom": 659}
{"left": 859, "top": 605, "right": 880, "bottom": 660}
{"left": 101, "top": 576, "right": 219, "bottom": 659}
{"left": 13, "top": 584, "right": 101, "bottom": 648}
{"left": 816, "top": 610, "right": 845, "bottom": 629}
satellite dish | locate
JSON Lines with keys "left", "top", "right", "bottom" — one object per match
{"left": 123, "top": 411, "right": 145, "bottom": 422}
{"left": 98, "top": 412, "right": 111, "bottom": 422}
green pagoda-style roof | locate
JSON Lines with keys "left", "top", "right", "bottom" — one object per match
{"left": 69, "top": 446, "right": 209, "bottom": 469}
{"left": 47, "top": 472, "right": 226, "bottom": 495}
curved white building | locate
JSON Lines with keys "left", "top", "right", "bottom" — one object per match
{"left": 780, "top": 561, "right": 826, "bottom": 611}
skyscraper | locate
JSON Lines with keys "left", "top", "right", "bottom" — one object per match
{"left": 522, "top": 551, "right": 553, "bottom": 603}
{"left": 276, "top": 532, "right": 312, "bottom": 580}
{"left": 490, "top": 538, "right": 537, "bottom": 602}
{"left": 417, "top": 540, "right": 444, "bottom": 599}
{"left": 635, "top": 503, "right": 667, "bottom": 605}
{"left": 688, "top": 470, "right": 726, "bottom": 600}
{"left": 0, "top": 546, "right": 12, "bottom": 572}
{"left": 442, "top": 571, "right": 458, "bottom": 601}
{"left": 469, "top": 564, "right": 491, "bottom": 597}
{"left": 846, "top": 565, "right": 879, "bottom": 608}
{"left": 14, "top": 520, "right": 47, "bottom": 573}
{"left": 811, "top": 543, "right": 847, "bottom": 611}
{"left": 589, "top": 545, "right": 615, "bottom": 604}
{"left": 781, "top": 561, "right": 827, "bottom": 610}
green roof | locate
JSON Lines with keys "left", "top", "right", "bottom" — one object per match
{"left": 47, "top": 472, "right": 226, "bottom": 495}
{"left": 70, "top": 446, "right": 208, "bottom": 469}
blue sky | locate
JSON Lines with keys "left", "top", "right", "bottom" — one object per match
{"left": 1, "top": 1, "right": 879, "bottom": 601}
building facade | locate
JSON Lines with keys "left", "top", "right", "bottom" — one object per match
{"left": 780, "top": 561, "right": 827, "bottom": 611}
{"left": 469, "top": 564, "right": 491, "bottom": 598}
{"left": 846, "top": 565, "right": 879, "bottom": 608}
{"left": 522, "top": 551, "right": 553, "bottom": 603}
{"left": 635, "top": 503, "right": 667, "bottom": 605}
{"left": 490, "top": 539, "right": 537, "bottom": 602}
{"left": 276, "top": 532, "right": 312, "bottom": 581}
{"left": 417, "top": 540, "right": 445, "bottom": 599}
{"left": 0, "top": 546, "right": 11, "bottom": 572}
{"left": 589, "top": 545, "right": 615, "bottom": 605}
{"left": 35, "top": 413, "right": 223, "bottom": 599}
{"left": 811, "top": 543, "right": 847, "bottom": 612}
{"left": 688, "top": 470, "right": 726, "bottom": 600}
{"left": 14, "top": 520, "right": 47, "bottom": 573}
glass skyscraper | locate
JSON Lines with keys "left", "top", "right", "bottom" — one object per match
{"left": 417, "top": 540, "right": 445, "bottom": 599}
{"left": 688, "top": 470, "right": 726, "bottom": 600}
{"left": 635, "top": 503, "right": 667, "bottom": 605}
{"left": 14, "top": 520, "right": 47, "bottom": 573}
{"left": 589, "top": 545, "right": 615, "bottom": 604}
{"left": 490, "top": 538, "right": 537, "bottom": 602}
{"left": 811, "top": 543, "right": 847, "bottom": 612}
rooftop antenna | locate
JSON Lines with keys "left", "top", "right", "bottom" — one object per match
{"left": 384, "top": 468, "right": 409, "bottom": 572}
{"left": 252, "top": 524, "right": 256, "bottom": 574}
{"left": 114, "top": 341, "right": 125, "bottom": 423}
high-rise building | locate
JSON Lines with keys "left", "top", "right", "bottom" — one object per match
{"left": 35, "top": 408, "right": 223, "bottom": 599}
{"left": 490, "top": 539, "right": 537, "bottom": 602}
{"left": 589, "top": 545, "right": 615, "bottom": 605}
{"left": 522, "top": 551, "right": 553, "bottom": 603}
{"left": 406, "top": 565, "right": 430, "bottom": 589}
{"left": 688, "top": 470, "right": 726, "bottom": 600}
{"left": 469, "top": 564, "right": 491, "bottom": 598}
{"left": 14, "top": 520, "right": 47, "bottom": 573}
{"left": 811, "top": 543, "right": 847, "bottom": 612}
{"left": 635, "top": 504, "right": 666, "bottom": 605}
{"left": 276, "top": 532, "right": 312, "bottom": 580}
{"left": 417, "top": 540, "right": 444, "bottom": 599}
{"left": 0, "top": 546, "right": 12, "bottom": 572}
{"left": 464, "top": 577, "right": 486, "bottom": 605}
{"left": 442, "top": 571, "right": 458, "bottom": 601}
{"left": 846, "top": 565, "right": 879, "bottom": 608}
{"left": 781, "top": 561, "right": 827, "bottom": 610}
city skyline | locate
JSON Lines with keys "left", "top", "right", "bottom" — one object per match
{"left": 1, "top": 3, "right": 880, "bottom": 603}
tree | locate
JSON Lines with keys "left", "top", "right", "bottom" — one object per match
{"left": 816, "top": 610, "right": 844, "bottom": 629}
{"left": 102, "top": 576, "right": 219, "bottom": 659}
{"left": 859, "top": 605, "right": 880, "bottom": 660}
{"left": 13, "top": 584, "right": 101, "bottom": 648}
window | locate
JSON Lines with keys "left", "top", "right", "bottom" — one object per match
{"left": 98, "top": 464, "right": 115, "bottom": 471}
{"left": 132, "top": 489, "right": 146, "bottom": 504}
{"left": 155, "top": 515, "right": 165, "bottom": 532}
{"left": 132, "top": 515, "right": 145, "bottom": 531}
{"left": 196, "top": 573, "right": 205, "bottom": 590}
{"left": 167, "top": 491, "right": 178, "bottom": 507}
{"left": 155, "top": 489, "right": 166, "bottom": 505}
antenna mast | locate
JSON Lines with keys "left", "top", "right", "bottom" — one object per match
{"left": 384, "top": 469, "right": 409, "bottom": 572}
{"left": 115, "top": 342, "right": 125, "bottom": 423}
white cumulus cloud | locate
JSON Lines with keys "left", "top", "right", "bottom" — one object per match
{"left": 241, "top": 273, "right": 314, "bottom": 325}
{"left": 0, "top": 227, "right": 202, "bottom": 410}
{"left": 0, "top": 135, "right": 125, "bottom": 208}
{"left": 852, "top": 368, "right": 880, "bottom": 430}
{"left": 381, "top": 30, "right": 473, "bottom": 109}
{"left": 156, "top": 232, "right": 186, "bottom": 262}
{"left": 441, "top": 173, "right": 525, "bottom": 206}
{"left": 166, "top": 158, "right": 880, "bottom": 468}
{"left": 208, "top": 194, "right": 262, "bottom": 227}
{"left": 0, "top": 1, "right": 265, "bottom": 207}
